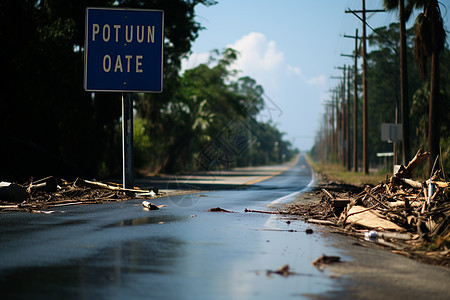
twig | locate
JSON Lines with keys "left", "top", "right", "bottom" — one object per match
{"left": 322, "top": 189, "right": 334, "bottom": 200}
{"left": 244, "top": 208, "right": 283, "bottom": 214}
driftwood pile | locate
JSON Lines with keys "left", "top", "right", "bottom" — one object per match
{"left": 289, "top": 149, "right": 450, "bottom": 266}
{"left": 0, "top": 176, "right": 160, "bottom": 213}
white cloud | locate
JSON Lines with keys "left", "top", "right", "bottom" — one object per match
{"left": 180, "top": 32, "right": 327, "bottom": 150}
{"left": 286, "top": 65, "right": 302, "bottom": 76}
{"left": 306, "top": 74, "right": 326, "bottom": 86}
{"left": 225, "top": 32, "right": 326, "bottom": 91}
{"left": 226, "top": 32, "right": 284, "bottom": 91}
{"left": 229, "top": 32, "right": 284, "bottom": 73}
{"left": 180, "top": 52, "right": 210, "bottom": 74}
{"left": 181, "top": 32, "right": 325, "bottom": 89}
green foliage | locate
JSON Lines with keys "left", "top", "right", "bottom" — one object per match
{"left": 0, "top": 0, "right": 219, "bottom": 180}
{"left": 410, "top": 49, "right": 450, "bottom": 178}
{"left": 366, "top": 23, "right": 421, "bottom": 163}
{"left": 137, "top": 48, "right": 296, "bottom": 173}
{"left": 366, "top": 21, "right": 449, "bottom": 175}
{"left": 133, "top": 118, "right": 152, "bottom": 174}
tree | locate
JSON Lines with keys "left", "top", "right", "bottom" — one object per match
{"left": 367, "top": 23, "right": 422, "bottom": 166}
{"left": 0, "top": 0, "right": 215, "bottom": 180}
{"left": 383, "top": 0, "right": 411, "bottom": 164}
{"left": 161, "top": 48, "right": 296, "bottom": 173}
{"left": 367, "top": 24, "right": 402, "bottom": 163}
{"left": 410, "top": 49, "right": 450, "bottom": 177}
{"left": 406, "top": 0, "right": 446, "bottom": 174}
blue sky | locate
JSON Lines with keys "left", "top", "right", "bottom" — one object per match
{"left": 182, "top": 0, "right": 450, "bottom": 151}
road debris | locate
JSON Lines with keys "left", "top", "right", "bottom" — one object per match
{"left": 312, "top": 254, "right": 341, "bottom": 270}
{"left": 244, "top": 208, "right": 285, "bottom": 214}
{"left": 206, "top": 207, "right": 236, "bottom": 213}
{"left": 305, "top": 228, "right": 314, "bottom": 234}
{"left": 0, "top": 177, "right": 161, "bottom": 213}
{"left": 255, "top": 228, "right": 298, "bottom": 232}
{"left": 142, "top": 201, "right": 167, "bottom": 211}
{"left": 266, "top": 264, "right": 293, "bottom": 277}
{"left": 344, "top": 205, "right": 405, "bottom": 231}
{"left": 287, "top": 148, "right": 450, "bottom": 267}
{"left": 26, "top": 176, "right": 58, "bottom": 193}
{"left": 0, "top": 182, "right": 27, "bottom": 203}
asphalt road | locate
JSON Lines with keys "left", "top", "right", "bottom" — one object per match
{"left": 1, "top": 154, "right": 449, "bottom": 299}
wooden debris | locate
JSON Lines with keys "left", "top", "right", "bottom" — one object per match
{"left": 206, "top": 207, "right": 236, "bottom": 213}
{"left": 400, "top": 178, "right": 423, "bottom": 189}
{"left": 306, "top": 219, "right": 337, "bottom": 226}
{"left": 0, "top": 177, "right": 162, "bottom": 213}
{"left": 312, "top": 254, "right": 341, "bottom": 269}
{"left": 266, "top": 264, "right": 300, "bottom": 277}
{"left": 244, "top": 208, "right": 283, "bottom": 214}
{"left": 331, "top": 198, "right": 351, "bottom": 207}
{"left": 286, "top": 148, "right": 450, "bottom": 266}
{"left": 268, "top": 264, "right": 290, "bottom": 276}
{"left": 322, "top": 188, "right": 334, "bottom": 200}
{"left": 395, "top": 148, "right": 430, "bottom": 179}
{"left": 77, "top": 178, "right": 157, "bottom": 195}
{"left": 429, "top": 181, "right": 449, "bottom": 188}
{"left": 256, "top": 228, "right": 297, "bottom": 232}
{"left": 345, "top": 205, "right": 405, "bottom": 231}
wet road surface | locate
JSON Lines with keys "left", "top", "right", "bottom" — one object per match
{"left": 0, "top": 155, "right": 349, "bottom": 299}
{"left": 2, "top": 154, "right": 450, "bottom": 299}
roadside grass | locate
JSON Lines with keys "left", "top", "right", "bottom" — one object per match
{"left": 306, "top": 155, "right": 389, "bottom": 186}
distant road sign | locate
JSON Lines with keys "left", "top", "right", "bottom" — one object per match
{"left": 381, "top": 123, "right": 402, "bottom": 143}
{"left": 84, "top": 7, "right": 164, "bottom": 92}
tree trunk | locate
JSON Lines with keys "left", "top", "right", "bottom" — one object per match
{"left": 428, "top": 0, "right": 441, "bottom": 176}
{"left": 428, "top": 50, "right": 440, "bottom": 175}
{"left": 399, "top": 0, "right": 410, "bottom": 164}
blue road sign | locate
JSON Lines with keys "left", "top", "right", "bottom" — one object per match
{"left": 84, "top": 8, "right": 164, "bottom": 92}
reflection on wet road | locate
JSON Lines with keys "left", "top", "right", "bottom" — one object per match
{"left": 0, "top": 155, "right": 344, "bottom": 299}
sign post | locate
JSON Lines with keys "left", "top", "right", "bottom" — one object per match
{"left": 381, "top": 123, "right": 402, "bottom": 171}
{"left": 84, "top": 7, "right": 164, "bottom": 188}
{"left": 122, "top": 93, "right": 134, "bottom": 188}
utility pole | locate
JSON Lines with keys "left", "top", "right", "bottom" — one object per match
{"left": 346, "top": 2, "right": 384, "bottom": 174}
{"left": 329, "top": 84, "right": 342, "bottom": 164}
{"left": 361, "top": 0, "right": 369, "bottom": 174}
{"left": 346, "top": 65, "right": 351, "bottom": 171}
{"left": 341, "top": 80, "right": 346, "bottom": 168}
{"left": 333, "top": 90, "right": 338, "bottom": 160}
{"left": 323, "top": 101, "right": 334, "bottom": 162}
{"left": 336, "top": 66, "right": 348, "bottom": 169}
{"left": 322, "top": 102, "right": 331, "bottom": 161}
{"left": 339, "top": 85, "right": 344, "bottom": 166}
{"left": 343, "top": 29, "right": 360, "bottom": 172}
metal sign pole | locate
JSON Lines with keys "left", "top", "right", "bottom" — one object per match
{"left": 122, "top": 92, "right": 134, "bottom": 189}
{"left": 84, "top": 8, "right": 163, "bottom": 188}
